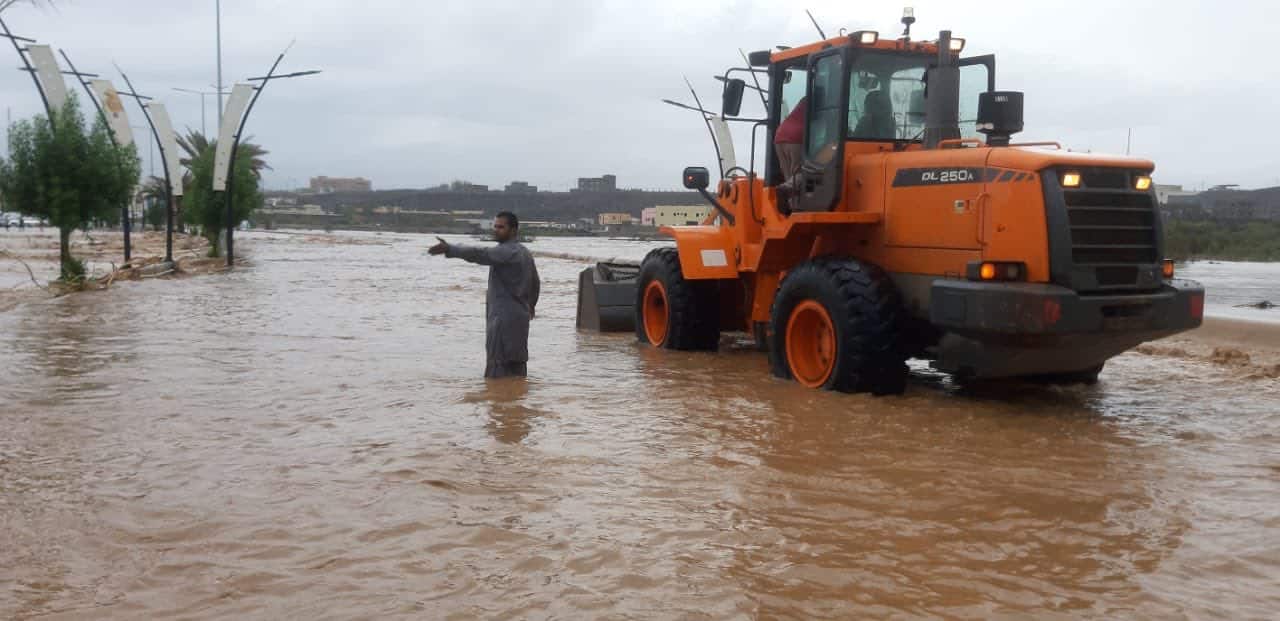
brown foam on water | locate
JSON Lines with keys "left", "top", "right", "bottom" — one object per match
{"left": 1136, "top": 317, "right": 1280, "bottom": 379}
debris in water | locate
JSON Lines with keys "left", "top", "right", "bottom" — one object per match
{"left": 1234, "top": 300, "right": 1276, "bottom": 309}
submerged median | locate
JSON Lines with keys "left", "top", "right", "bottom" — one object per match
{"left": 0, "top": 229, "right": 226, "bottom": 313}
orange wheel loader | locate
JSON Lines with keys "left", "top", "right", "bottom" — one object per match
{"left": 576, "top": 11, "right": 1204, "bottom": 394}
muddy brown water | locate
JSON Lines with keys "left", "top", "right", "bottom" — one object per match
{"left": 2, "top": 231, "right": 1278, "bottom": 619}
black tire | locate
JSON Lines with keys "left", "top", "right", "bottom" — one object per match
{"left": 768, "top": 257, "right": 908, "bottom": 395}
{"left": 635, "top": 247, "right": 719, "bottom": 351}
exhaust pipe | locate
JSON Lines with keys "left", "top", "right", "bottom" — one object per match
{"left": 924, "top": 30, "right": 961, "bottom": 149}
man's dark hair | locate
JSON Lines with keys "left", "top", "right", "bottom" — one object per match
{"left": 496, "top": 211, "right": 519, "bottom": 229}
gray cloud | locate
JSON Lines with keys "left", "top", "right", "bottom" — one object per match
{"left": 0, "top": 0, "right": 1275, "bottom": 192}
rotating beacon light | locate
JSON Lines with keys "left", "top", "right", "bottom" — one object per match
{"left": 901, "top": 7, "right": 915, "bottom": 39}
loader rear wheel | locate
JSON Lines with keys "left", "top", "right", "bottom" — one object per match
{"left": 635, "top": 247, "right": 719, "bottom": 350}
{"left": 769, "top": 257, "right": 908, "bottom": 395}
{"left": 641, "top": 280, "right": 670, "bottom": 345}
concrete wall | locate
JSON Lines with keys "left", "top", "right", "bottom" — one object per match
{"left": 277, "top": 189, "right": 705, "bottom": 223}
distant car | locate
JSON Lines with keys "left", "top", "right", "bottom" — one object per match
{"left": 1, "top": 213, "right": 42, "bottom": 227}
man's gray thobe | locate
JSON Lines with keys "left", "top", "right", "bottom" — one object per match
{"left": 445, "top": 240, "right": 541, "bottom": 378}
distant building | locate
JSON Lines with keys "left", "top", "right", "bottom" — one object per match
{"left": 265, "top": 196, "right": 298, "bottom": 207}
{"left": 640, "top": 207, "right": 657, "bottom": 226}
{"left": 1155, "top": 184, "right": 1197, "bottom": 206}
{"left": 1197, "top": 186, "right": 1280, "bottom": 220}
{"left": 504, "top": 181, "right": 538, "bottom": 193}
{"left": 598, "top": 212, "right": 633, "bottom": 226}
{"left": 309, "top": 176, "right": 372, "bottom": 193}
{"left": 653, "top": 205, "right": 712, "bottom": 227}
{"left": 262, "top": 203, "right": 326, "bottom": 215}
{"left": 576, "top": 174, "right": 618, "bottom": 192}
{"left": 1163, "top": 185, "right": 1280, "bottom": 221}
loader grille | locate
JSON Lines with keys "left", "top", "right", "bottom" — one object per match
{"left": 1045, "top": 168, "right": 1164, "bottom": 292}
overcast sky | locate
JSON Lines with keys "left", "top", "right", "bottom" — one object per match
{"left": 0, "top": 0, "right": 1275, "bottom": 192}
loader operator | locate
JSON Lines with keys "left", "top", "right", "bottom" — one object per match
{"left": 852, "top": 90, "right": 895, "bottom": 140}
{"left": 429, "top": 212, "right": 541, "bottom": 379}
{"left": 774, "top": 95, "right": 806, "bottom": 183}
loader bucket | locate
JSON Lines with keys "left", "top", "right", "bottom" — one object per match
{"left": 576, "top": 261, "right": 640, "bottom": 332}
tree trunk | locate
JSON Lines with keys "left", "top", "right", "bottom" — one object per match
{"left": 58, "top": 226, "right": 73, "bottom": 280}
{"left": 207, "top": 229, "right": 221, "bottom": 258}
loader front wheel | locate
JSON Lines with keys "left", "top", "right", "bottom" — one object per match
{"left": 785, "top": 300, "right": 838, "bottom": 388}
{"left": 769, "top": 257, "right": 908, "bottom": 395}
{"left": 635, "top": 248, "right": 719, "bottom": 350}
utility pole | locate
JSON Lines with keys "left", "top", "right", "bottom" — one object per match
{"left": 173, "top": 87, "right": 227, "bottom": 136}
{"left": 216, "top": 0, "right": 223, "bottom": 124}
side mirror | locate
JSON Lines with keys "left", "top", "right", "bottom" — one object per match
{"left": 682, "top": 166, "right": 710, "bottom": 190}
{"left": 976, "top": 90, "right": 1024, "bottom": 146}
{"left": 747, "top": 50, "right": 772, "bottom": 67}
{"left": 721, "top": 78, "right": 745, "bottom": 117}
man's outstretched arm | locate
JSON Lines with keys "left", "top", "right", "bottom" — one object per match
{"left": 428, "top": 237, "right": 519, "bottom": 266}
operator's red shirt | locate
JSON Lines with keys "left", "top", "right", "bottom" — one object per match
{"left": 774, "top": 97, "right": 807, "bottom": 144}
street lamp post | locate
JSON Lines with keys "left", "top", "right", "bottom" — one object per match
{"left": 57, "top": 49, "right": 138, "bottom": 262}
{"left": 116, "top": 68, "right": 175, "bottom": 264}
{"left": 220, "top": 48, "right": 319, "bottom": 266}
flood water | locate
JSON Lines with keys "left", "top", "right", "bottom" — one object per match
{"left": 2, "top": 231, "right": 1278, "bottom": 619}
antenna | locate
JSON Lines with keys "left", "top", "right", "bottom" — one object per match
{"left": 683, "top": 75, "right": 725, "bottom": 179}
{"left": 739, "top": 48, "right": 768, "bottom": 110}
{"left": 805, "top": 9, "right": 827, "bottom": 40}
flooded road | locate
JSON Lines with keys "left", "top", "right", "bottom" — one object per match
{"left": 2, "top": 231, "right": 1278, "bottom": 619}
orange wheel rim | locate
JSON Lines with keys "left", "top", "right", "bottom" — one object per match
{"left": 642, "top": 280, "right": 670, "bottom": 345}
{"left": 786, "top": 300, "right": 836, "bottom": 388}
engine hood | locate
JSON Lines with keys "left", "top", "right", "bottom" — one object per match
{"left": 986, "top": 146, "right": 1154, "bottom": 173}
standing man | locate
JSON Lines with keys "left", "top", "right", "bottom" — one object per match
{"left": 429, "top": 212, "right": 540, "bottom": 378}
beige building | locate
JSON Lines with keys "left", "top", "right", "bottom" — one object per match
{"left": 1154, "top": 183, "right": 1198, "bottom": 205}
{"left": 652, "top": 205, "right": 712, "bottom": 227}
{"left": 597, "top": 212, "right": 633, "bottom": 226}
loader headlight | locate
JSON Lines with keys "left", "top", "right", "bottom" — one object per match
{"left": 1061, "top": 171, "right": 1082, "bottom": 188}
{"left": 1134, "top": 175, "right": 1152, "bottom": 191}
{"left": 853, "top": 30, "right": 879, "bottom": 45}
{"left": 948, "top": 37, "right": 965, "bottom": 52}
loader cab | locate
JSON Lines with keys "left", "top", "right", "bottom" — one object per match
{"left": 762, "top": 36, "right": 996, "bottom": 211}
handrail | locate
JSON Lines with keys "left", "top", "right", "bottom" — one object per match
{"left": 1008, "top": 141, "right": 1062, "bottom": 149}
{"left": 938, "top": 138, "right": 983, "bottom": 149}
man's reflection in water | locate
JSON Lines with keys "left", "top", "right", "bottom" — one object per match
{"left": 463, "top": 379, "right": 541, "bottom": 444}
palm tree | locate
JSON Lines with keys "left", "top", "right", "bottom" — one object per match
{"left": 176, "top": 129, "right": 270, "bottom": 178}
{"left": 174, "top": 130, "right": 269, "bottom": 233}
{"left": 137, "top": 176, "right": 167, "bottom": 231}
